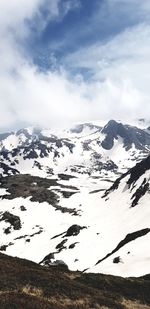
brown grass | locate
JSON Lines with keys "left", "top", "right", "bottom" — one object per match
{"left": 122, "top": 299, "right": 150, "bottom": 309}
{"left": 22, "top": 285, "right": 43, "bottom": 297}
{"left": 0, "top": 252, "right": 149, "bottom": 309}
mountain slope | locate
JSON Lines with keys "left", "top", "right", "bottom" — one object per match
{"left": 0, "top": 252, "right": 150, "bottom": 309}
{"left": 0, "top": 155, "right": 150, "bottom": 277}
{"left": 0, "top": 120, "right": 150, "bottom": 278}
{"left": 90, "top": 155, "right": 150, "bottom": 275}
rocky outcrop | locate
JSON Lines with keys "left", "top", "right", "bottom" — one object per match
{"left": 0, "top": 211, "right": 21, "bottom": 231}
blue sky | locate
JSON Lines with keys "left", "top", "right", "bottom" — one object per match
{"left": 27, "top": 0, "right": 144, "bottom": 72}
{"left": 1, "top": 0, "right": 150, "bottom": 130}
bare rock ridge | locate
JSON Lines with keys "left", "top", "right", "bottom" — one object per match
{"left": 103, "top": 155, "right": 150, "bottom": 201}
{"left": 101, "top": 119, "right": 150, "bottom": 150}
{"left": 96, "top": 228, "right": 150, "bottom": 265}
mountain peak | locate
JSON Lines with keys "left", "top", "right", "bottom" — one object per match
{"left": 101, "top": 119, "right": 150, "bottom": 151}
{"left": 101, "top": 120, "right": 127, "bottom": 150}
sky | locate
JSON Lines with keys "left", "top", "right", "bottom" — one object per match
{"left": 1, "top": 0, "right": 150, "bottom": 130}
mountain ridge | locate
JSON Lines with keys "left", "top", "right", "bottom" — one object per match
{"left": 0, "top": 119, "right": 150, "bottom": 278}
{"left": 0, "top": 119, "right": 150, "bottom": 179}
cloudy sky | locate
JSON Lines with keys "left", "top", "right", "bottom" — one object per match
{"left": 1, "top": 0, "right": 150, "bottom": 130}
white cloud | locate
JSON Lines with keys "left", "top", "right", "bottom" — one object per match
{"left": 64, "top": 22, "right": 150, "bottom": 120}
{"left": 0, "top": 0, "right": 150, "bottom": 131}
{"left": 0, "top": 65, "right": 92, "bottom": 129}
{"left": 0, "top": 0, "right": 90, "bottom": 130}
{"left": 0, "top": 0, "right": 60, "bottom": 31}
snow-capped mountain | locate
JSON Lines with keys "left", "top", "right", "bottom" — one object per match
{"left": 0, "top": 119, "right": 150, "bottom": 278}
{"left": 0, "top": 119, "right": 150, "bottom": 178}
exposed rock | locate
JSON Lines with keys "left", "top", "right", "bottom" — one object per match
{"left": 4, "top": 227, "right": 11, "bottom": 234}
{"left": 0, "top": 162, "right": 19, "bottom": 177}
{"left": 56, "top": 239, "right": 67, "bottom": 251}
{"left": 66, "top": 224, "right": 87, "bottom": 237}
{"left": 69, "top": 242, "right": 79, "bottom": 249}
{"left": 131, "top": 178, "right": 149, "bottom": 207}
{"left": 101, "top": 119, "right": 150, "bottom": 151}
{"left": 0, "top": 174, "right": 79, "bottom": 215}
{"left": 0, "top": 242, "right": 13, "bottom": 251}
{"left": 96, "top": 228, "right": 150, "bottom": 265}
{"left": 61, "top": 190, "right": 78, "bottom": 198}
{"left": 0, "top": 245, "right": 7, "bottom": 251}
{"left": 58, "top": 173, "right": 77, "bottom": 181}
{"left": 113, "top": 256, "right": 121, "bottom": 264}
{"left": 52, "top": 260, "right": 69, "bottom": 271}
{"left": 20, "top": 205, "right": 26, "bottom": 211}
{"left": 0, "top": 211, "right": 21, "bottom": 230}
{"left": 103, "top": 155, "right": 150, "bottom": 200}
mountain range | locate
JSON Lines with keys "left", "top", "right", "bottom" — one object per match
{"left": 0, "top": 119, "right": 150, "bottom": 278}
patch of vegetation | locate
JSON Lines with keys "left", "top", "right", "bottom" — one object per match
{"left": 0, "top": 174, "right": 79, "bottom": 215}
{"left": 58, "top": 174, "right": 77, "bottom": 181}
{"left": 0, "top": 252, "right": 149, "bottom": 309}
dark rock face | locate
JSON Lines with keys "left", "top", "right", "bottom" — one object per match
{"left": 4, "top": 227, "right": 11, "bottom": 234}
{"left": 101, "top": 119, "right": 150, "bottom": 151}
{"left": 0, "top": 162, "right": 19, "bottom": 177}
{"left": 101, "top": 120, "right": 121, "bottom": 150}
{"left": 40, "top": 242, "right": 69, "bottom": 268}
{"left": 89, "top": 153, "right": 118, "bottom": 172}
{"left": 66, "top": 225, "right": 86, "bottom": 237}
{"left": 14, "top": 227, "right": 43, "bottom": 242}
{"left": 127, "top": 156, "right": 150, "bottom": 187}
{"left": 0, "top": 131, "right": 75, "bottom": 173}
{"left": 52, "top": 260, "right": 69, "bottom": 271}
{"left": 69, "top": 242, "right": 79, "bottom": 249}
{"left": 131, "top": 178, "right": 149, "bottom": 207}
{"left": 61, "top": 190, "right": 77, "bottom": 198}
{"left": 20, "top": 205, "right": 26, "bottom": 211}
{"left": 0, "top": 211, "right": 21, "bottom": 230}
{"left": 96, "top": 228, "right": 150, "bottom": 265}
{"left": 0, "top": 245, "right": 7, "bottom": 251}
{"left": 113, "top": 256, "right": 121, "bottom": 264}
{"left": 0, "top": 243, "right": 13, "bottom": 251}
{"left": 39, "top": 252, "right": 55, "bottom": 265}
{"left": 58, "top": 174, "right": 77, "bottom": 181}
{"left": 103, "top": 155, "right": 150, "bottom": 205}
{"left": 56, "top": 239, "right": 67, "bottom": 251}
{"left": 40, "top": 253, "right": 68, "bottom": 270}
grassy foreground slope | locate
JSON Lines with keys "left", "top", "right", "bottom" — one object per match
{"left": 0, "top": 252, "right": 150, "bottom": 309}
